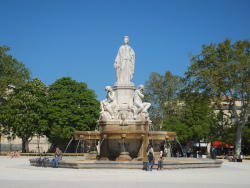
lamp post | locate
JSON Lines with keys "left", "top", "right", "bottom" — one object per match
{"left": 0, "top": 133, "right": 1, "bottom": 155}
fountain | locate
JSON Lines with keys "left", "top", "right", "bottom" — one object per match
{"left": 74, "top": 36, "right": 176, "bottom": 162}
{"left": 29, "top": 36, "right": 222, "bottom": 169}
{"left": 64, "top": 137, "right": 73, "bottom": 153}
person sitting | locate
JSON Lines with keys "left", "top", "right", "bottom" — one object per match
{"left": 239, "top": 151, "right": 244, "bottom": 162}
{"left": 51, "top": 147, "right": 62, "bottom": 168}
{"left": 10, "top": 151, "right": 15, "bottom": 158}
{"left": 157, "top": 157, "right": 164, "bottom": 170}
{"left": 232, "top": 154, "right": 237, "bottom": 162}
{"left": 15, "top": 150, "right": 19, "bottom": 158}
{"left": 224, "top": 153, "right": 229, "bottom": 160}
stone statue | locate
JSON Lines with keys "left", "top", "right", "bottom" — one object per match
{"left": 132, "top": 85, "right": 151, "bottom": 119}
{"left": 114, "top": 36, "right": 135, "bottom": 82}
{"left": 101, "top": 86, "right": 117, "bottom": 119}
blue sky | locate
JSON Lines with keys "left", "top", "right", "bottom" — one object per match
{"left": 1, "top": 0, "right": 250, "bottom": 101}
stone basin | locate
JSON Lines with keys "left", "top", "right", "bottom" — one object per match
{"left": 73, "top": 129, "right": 176, "bottom": 161}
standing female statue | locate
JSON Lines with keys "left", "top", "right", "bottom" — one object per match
{"left": 114, "top": 36, "right": 135, "bottom": 82}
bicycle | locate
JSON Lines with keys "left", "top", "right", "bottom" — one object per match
{"left": 42, "top": 156, "right": 52, "bottom": 168}
{"left": 35, "top": 154, "right": 43, "bottom": 167}
{"left": 35, "top": 155, "right": 52, "bottom": 167}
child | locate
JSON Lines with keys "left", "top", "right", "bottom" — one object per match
{"left": 10, "top": 151, "right": 15, "bottom": 158}
{"left": 15, "top": 150, "right": 19, "bottom": 158}
{"left": 157, "top": 157, "right": 163, "bottom": 170}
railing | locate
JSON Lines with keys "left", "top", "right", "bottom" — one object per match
{"left": 216, "top": 155, "right": 250, "bottom": 160}
{"left": 0, "top": 153, "right": 85, "bottom": 156}
{"left": 1, "top": 153, "right": 250, "bottom": 159}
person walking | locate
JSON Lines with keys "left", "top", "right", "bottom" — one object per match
{"left": 211, "top": 146, "right": 217, "bottom": 159}
{"left": 147, "top": 144, "right": 154, "bottom": 171}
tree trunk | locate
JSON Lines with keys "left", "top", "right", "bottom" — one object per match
{"left": 0, "top": 134, "right": 1, "bottom": 154}
{"left": 22, "top": 137, "right": 29, "bottom": 153}
{"left": 37, "top": 136, "right": 40, "bottom": 153}
{"left": 235, "top": 123, "right": 244, "bottom": 155}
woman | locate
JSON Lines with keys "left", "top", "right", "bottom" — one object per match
{"left": 147, "top": 144, "right": 154, "bottom": 171}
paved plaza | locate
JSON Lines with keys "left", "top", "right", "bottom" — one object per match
{"left": 0, "top": 156, "right": 250, "bottom": 188}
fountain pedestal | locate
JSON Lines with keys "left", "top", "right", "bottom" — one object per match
{"left": 116, "top": 152, "right": 132, "bottom": 161}
{"left": 113, "top": 82, "right": 135, "bottom": 109}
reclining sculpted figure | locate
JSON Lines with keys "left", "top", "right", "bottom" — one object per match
{"left": 101, "top": 86, "right": 117, "bottom": 119}
{"left": 133, "top": 85, "right": 151, "bottom": 119}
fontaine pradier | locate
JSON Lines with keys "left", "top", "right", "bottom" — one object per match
{"left": 74, "top": 36, "right": 176, "bottom": 161}
{"left": 29, "top": 37, "right": 222, "bottom": 169}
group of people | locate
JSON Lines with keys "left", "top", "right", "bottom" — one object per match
{"left": 226, "top": 152, "right": 244, "bottom": 162}
{"left": 10, "top": 148, "right": 62, "bottom": 168}
{"left": 10, "top": 150, "right": 19, "bottom": 158}
{"left": 146, "top": 144, "right": 164, "bottom": 171}
{"left": 146, "top": 145, "right": 219, "bottom": 171}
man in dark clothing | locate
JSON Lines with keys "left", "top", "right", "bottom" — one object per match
{"left": 211, "top": 146, "right": 217, "bottom": 159}
{"left": 147, "top": 144, "right": 154, "bottom": 171}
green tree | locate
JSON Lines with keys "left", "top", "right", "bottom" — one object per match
{"left": 185, "top": 38, "right": 250, "bottom": 154}
{"left": 242, "top": 118, "right": 250, "bottom": 147}
{"left": 181, "top": 93, "right": 215, "bottom": 144}
{"left": 144, "top": 71, "right": 184, "bottom": 130}
{"left": 210, "top": 110, "right": 236, "bottom": 148}
{"left": 0, "top": 45, "right": 30, "bottom": 102}
{"left": 162, "top": 116, "right": 190, "bottom": 143}
{"left": 0, "top": 78, "right": 48, "bottom": 152}
{"left": 45, "top": 77, "right": 100, "bottom": 145}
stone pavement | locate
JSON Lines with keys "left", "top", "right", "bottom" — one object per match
{"left": 0, "top": 156, "right": 250, "bottom": 188}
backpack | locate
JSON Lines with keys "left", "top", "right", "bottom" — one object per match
{"left": 148, "top": 151, "right": 153, "bottom": 158}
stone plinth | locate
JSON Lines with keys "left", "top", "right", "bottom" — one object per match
{"left": 116, "top": 152, "right": 132, "bottom": 161}
{"left": 85, "top": 151, "right": 98, "bottom": 161}
{"left": 113, "top": 82, "right": 135, "bottom": 108}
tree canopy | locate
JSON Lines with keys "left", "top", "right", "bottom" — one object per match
{"left": 162, "top": 116, "right": 190, "bottom": 143}
{"left": 44, "top": 77, "right": 100, "bottom": 145}
{"left": 181, "top": 93, "right": 215, "bottom": 143}
{"left": 144, "top": 71, "right": 184, "bottom": 130}
{"left": 0, "top": 45, "right": 30, "bottom": 102}
{"left": 0, "top": 78, "right": 48, "bottom": 152}
{"left": 185, "top": 38, "right": 250, "bottom": 154}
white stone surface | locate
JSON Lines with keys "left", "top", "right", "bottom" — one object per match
{"left": 1, "top": 157, "right": 250, "bottom": 188}
{"left": 132, "top": 85, "right": 151, "bottom": 119}
{"left": 114, "top": 36, "right": 135, "bottom": 83}
{"left": 100, "top": 86, "right": 117, "bottom": 119}
{"left": 100, "top": 37, "right": 151, "bottom": 121}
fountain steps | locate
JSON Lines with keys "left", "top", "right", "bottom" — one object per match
{"left": 29, "top": 158, "right": 222, "bottom": 170}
